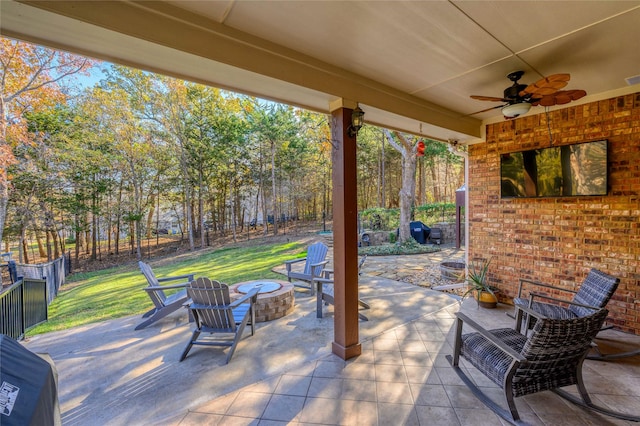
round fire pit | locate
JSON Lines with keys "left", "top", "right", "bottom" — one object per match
{"left": 230, "top": 280, "right": 294, "bottom": 322}
{"left": 440, "top": 262, "right": 465, "bottom": 282}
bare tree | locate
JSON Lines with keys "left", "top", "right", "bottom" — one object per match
{"left": 383, "top": 130, "right": 419, "bottom": 243}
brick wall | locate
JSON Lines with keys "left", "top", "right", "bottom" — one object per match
{"left": 468, "top": 92, "right": 640, "bottom": 334}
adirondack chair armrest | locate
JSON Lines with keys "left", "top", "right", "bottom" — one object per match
{"left": 144, "top": 284, "right": 188, "bottom": 292}
{"left": 309, "top": 261, "right": 330, "bottom": 279}
{"left": 314, "top": 277, "right": 334, "bottom": 293}
{"left": 322, "top": 268, "right": 334, "bottom": 278}
{"left": 517, "top": 278, "right": 578, "bottom": 298}
{"left": 455, "top": 312, "right": 526, "bottom": 362}
{"left": 157, "top": 273, "right": 195, "bottom": 283}
{"left": 527, "top": 292, "right": 600, "bottom": 311}
{"left": 229, "top": 287, "right": 260, "bottom": 308}
{"left": 284, "top": 258, "right": 307, "bottom": 272}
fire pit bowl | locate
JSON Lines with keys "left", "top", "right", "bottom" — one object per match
{"left": 440, "top": 261, "right": 465, "bottom": 282}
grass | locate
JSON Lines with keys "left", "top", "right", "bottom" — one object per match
{"left": 27, "top": 241, "right": 305, "bottom": 336}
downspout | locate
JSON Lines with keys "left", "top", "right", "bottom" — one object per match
{"left": 449, "top": 143, "right": 469, "bottom": 272}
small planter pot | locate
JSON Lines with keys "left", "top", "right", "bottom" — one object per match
{"left": 476, "top": 291, "right": 498, "bottom": 309}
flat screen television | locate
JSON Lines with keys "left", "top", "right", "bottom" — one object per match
{"left": 500, "top": 140, "right": 608, "bottom": 198}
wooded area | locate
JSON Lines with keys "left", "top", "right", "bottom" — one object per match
{"left": 1, "top": 38, "right": 464, "bottom": 267}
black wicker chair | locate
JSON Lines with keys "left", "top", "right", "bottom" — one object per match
{"left": 448, "top": 305, "right": 640, "bottom": 424}
{"left": 513, "top": 268, "right": 619, "bottom": 326}
{"left": 512, "top": 269, "right": 639, "bottom": 361}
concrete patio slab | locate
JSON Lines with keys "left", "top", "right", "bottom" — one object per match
{"left": 23, "top": 272, "right": 459, "bottom": 425}
{"left": 21, "top": 246, "right": 640, "bottom": 425}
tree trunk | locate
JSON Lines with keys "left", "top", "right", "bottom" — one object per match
{"left": 0, "top": 96, "right": 9, "bottom": 253}
{"left": 36, "top": 231, "right": 47, "bottom": 258}
{"left": 229, "top": 178, "right": 237, "bottom": 242}
{"left": 146, "top": 192, "right": 156, "bottom": 239}
{"left": 21, "top": 231, "right": 29, "bottom": 264}
{"left": 383, "top": 130, "right": 417, "bottom": 243}
{"left": 199, "top": 170, "right": 205, "bottom": 248}
{"left": 115, "top": 182, "right": 122, "bottom": 256}
{"left": 91, "top": 185, "right": 97, "bottom": 261}
{"left": 270, "top": 139, "right": 279, "bottom": 235}
{"left": 417, "top": 156, "right": 424, "bottom": 206}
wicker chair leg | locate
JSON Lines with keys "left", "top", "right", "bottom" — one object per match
{"left": 554, "top": 366, "right": 640, "bottom": 423}
{"left": 446, "top": 355, "right": 524, "bottom": 425}
{"left": 586, "top": 339, "right": 640, "bottom": 361}
{"left": 554, "top": 388, "right": 640, "bottom": 422}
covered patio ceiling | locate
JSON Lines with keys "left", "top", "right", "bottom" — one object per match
{"left": 2, "top": 1, "right": 640, "bottom": 143}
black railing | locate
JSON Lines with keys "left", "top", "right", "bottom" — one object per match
{"left": 0, "top": 278, "right": 47, "bottom": 340}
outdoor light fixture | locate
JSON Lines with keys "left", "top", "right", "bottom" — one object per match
{"left": 502, "top": 102, "right": 531, "bottom": 118}
{"left": 348, "top": 106, "right": 365, "bottom": 137}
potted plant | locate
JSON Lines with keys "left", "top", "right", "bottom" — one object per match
{"left": 462, "top": 258, "right": 498, "bottom": 308}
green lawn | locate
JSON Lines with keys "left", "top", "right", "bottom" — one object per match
{"left": 28, "top": 241, "right": 305, "bottom": 336}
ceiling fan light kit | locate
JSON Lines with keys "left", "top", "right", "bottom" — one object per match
{"left": 470, "top": 71, "right": 586, "bottom": 119}
{"left": 502, "top": 102, "right": 531, "bottom": 118}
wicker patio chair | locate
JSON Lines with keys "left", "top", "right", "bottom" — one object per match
{"left": 513, "top": 269, "right": 619, "bottom": 327}
{"left": 512, "top": 268, "right": 638, "bottom": 360}
{"left": 448, "top": 305, "right": 639, "bottom": 424}
{"left": 180, "top": 277, "right": 259, "bottom": 364}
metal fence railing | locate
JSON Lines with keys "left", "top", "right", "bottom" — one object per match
{"left": 14, "top": 255, "right": 67, "bottom": 303}
{"left": 0, "top": 254, "right": 68, "bottom": 339}
{"left": 0, "top": 278, "right": 47, "bottom": 340}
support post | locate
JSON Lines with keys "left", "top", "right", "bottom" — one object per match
{"left": 330, "top": 102, "right": 361, "bottom": 360}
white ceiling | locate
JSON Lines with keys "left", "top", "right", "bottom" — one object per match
{"left": 2, "top": 0, "right": 640, "bottom": 143}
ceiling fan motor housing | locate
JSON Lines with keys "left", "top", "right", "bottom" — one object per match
{"left": 504, "top": 84, "right": 527, "bottom": 101}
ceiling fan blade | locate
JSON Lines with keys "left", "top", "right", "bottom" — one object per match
{"left": 466, "top": 104, "right": 506, "bottom": 116}
{"left": 531, "top": 89, "right": 587, "bottom": 106}
{"left": 520, "top": 73, "right": 570, "bottom": 97}
{"left": 470, "top": 95, "right": 508, "bottom": 102}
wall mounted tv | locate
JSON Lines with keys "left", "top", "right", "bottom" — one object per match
{"left": 500, "top": 140, "right": 608, "bottom": 198}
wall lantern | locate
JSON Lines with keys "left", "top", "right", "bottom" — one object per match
{"left": 347, "top": 106, "right": 365, "bottom": 137}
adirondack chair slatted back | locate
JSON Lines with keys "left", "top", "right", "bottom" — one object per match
{"left": 513, "top": 308, "right": 608, "bottom": 396}
{"left": 139, "top": 261, "right": 166, "bottom": 308}
{"left": 570, "top": 269, "right": 619, "bottom": 317}
{"left": 187, "top": 277, "right": 236, "bottom": 332}
{"left": 304, "top": 242, "right": 329, "bottom": 277}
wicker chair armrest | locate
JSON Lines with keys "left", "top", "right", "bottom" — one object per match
{"left": 528, "top": 292, "right": 600, "bottom": 311}
{"left": 157, "top": 273, "right": 195, "bottom": 283}
{"left": 144, "top": 283, "right": 187, "bottom": 292}
{"left": 517, "top": 278, "right": 578, "bottom": 298}
{"left": 455, "top": 312, "right": 526, "bottom": 362}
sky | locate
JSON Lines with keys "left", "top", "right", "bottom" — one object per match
{"left": 75, "top": 62, "right": 113, "bottom": 90}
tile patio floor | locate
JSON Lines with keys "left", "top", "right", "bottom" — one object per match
{"left": 173, "top": 300, "right": 640, "bottom": 426}
{"left": 23, "top": 245, "right": 640, "bottom": 425}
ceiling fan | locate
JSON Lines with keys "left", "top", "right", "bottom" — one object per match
{"left": 469, "top": 71, "right": 587, "bottom": 118}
